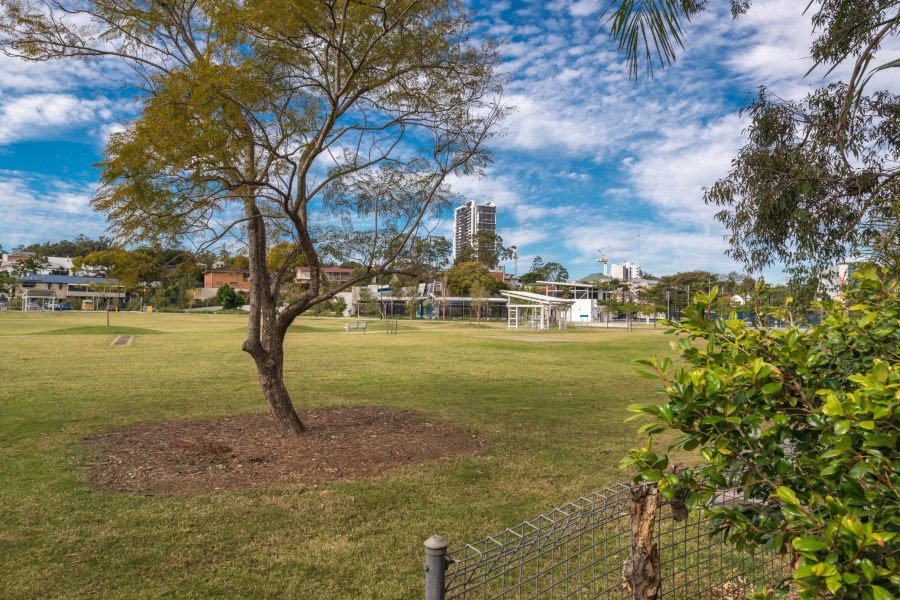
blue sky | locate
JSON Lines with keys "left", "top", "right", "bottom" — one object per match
{"left": 0, "top": 0, "right": 876, "bottom": 279}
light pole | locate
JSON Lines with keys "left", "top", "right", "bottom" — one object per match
{"left": 666, "top": 288, "right": 670, "bottom": 322}
{"left": 510, "top": 245, "right": 518, "bottom": 277}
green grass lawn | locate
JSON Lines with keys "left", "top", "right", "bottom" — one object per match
{"left": 0, "top": 310, "right": 672, "bottom": 598}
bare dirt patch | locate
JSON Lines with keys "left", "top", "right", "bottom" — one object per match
{"left": 86, "top": 407, "right": 487, "bottom": 495}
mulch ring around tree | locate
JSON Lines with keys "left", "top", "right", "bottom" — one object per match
{"left": 86, "top": 407, "right": 487, "bottom": 496}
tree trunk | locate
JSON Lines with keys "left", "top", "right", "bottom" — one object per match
{"left": 241, "top": 188, "right": 306, "bottom": 436}
{"left": 252, "top": 349, "right": 306, "bottom": 435}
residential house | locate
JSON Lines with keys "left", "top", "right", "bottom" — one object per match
{"left": 295, "top": 266, "right": 354, "bottom": 285}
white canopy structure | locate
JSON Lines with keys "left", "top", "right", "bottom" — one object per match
{"left": 21, "top": 288, "right": 59, "bottom": 310}
{"left": 534, "top": 281, "right": 620, "bottom": 323}
{"left": 501, "top": 290, "right": 575, "bottom": 331}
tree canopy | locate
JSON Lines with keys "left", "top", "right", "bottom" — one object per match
{"left": 520, "top": 256, "right": 569, "bottom": 284}
{"left": 17, "top": 234, "right": 113, "bottom": 258}
{"left": 446, "top": 261, "right": 499, "bottom": 296}
{"left": 74, "top": 249, "right": 157, "bottom": 290}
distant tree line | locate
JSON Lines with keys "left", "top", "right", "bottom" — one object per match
{"left": 10, "top": 235, "right": 827, "bottom": 320}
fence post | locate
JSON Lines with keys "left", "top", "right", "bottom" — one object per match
{"left": 622, "top": 485, "right": 661, "bottom": 600}
{"left": 424, "top": 535, "right": 448, "bottom": 600}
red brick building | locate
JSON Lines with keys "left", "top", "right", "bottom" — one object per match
{"left": 203, "top": 269, "right": 251, "bottom": 291}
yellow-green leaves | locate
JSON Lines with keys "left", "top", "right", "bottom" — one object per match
{"left": 775, "top": 486, "right": 800, "bottom": 506}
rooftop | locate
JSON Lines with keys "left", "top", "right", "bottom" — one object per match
{"left": 501, "top": 290, "right": 576, "bottom": 306}
{"left": 296, "top": 266, "right": 355, "bottom": 273}
{"left": 535, "top": 280, "right": 599, "bottom": 289}
{"left": 18, "top": 274, "right": 119, "bottom": 285}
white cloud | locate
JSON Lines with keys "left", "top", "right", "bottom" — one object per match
{"left": 725, "top": 0, "right": 818, "bottom": 94}
{"left": 497, "top": 226, "right": 548, "bottom": 249}
{"left": 562, "top": 220, "right": 736, "bottom": 277}
{"left": 556, "top": 68, "right": 582, "bottom": 83}
{"left": 0, "top": 54, "right": 129, "bottom": 94}
{"left": 624, "top": 114, "right": 744, "bottom": 223}
{"left": 0, "top": 171, "right": 106, "bottom": 248}
{"left": 498, "top": 93, "right": 610, "bottom": 153}
{"left": 568, "top": 0, "right": 602, "bottom": 18}
{"left": 446, "top": 171, "right": 523, "bottom": 209}
{"left": 0, "top": 93, "right": 117, "bottom": 144}
{"left": 558, "top": 170, "right": 590, "bottom": 181}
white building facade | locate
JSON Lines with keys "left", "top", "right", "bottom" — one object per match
{"left": 609, "top": 261, "right": 640, "bottom": 281}
{"left": 452, "top": 201, "right": 496, "bottom": 261}
{"left": 2, "top": 253, "right": 74, "bottom": 275}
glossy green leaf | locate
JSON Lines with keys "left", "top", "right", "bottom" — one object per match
{"left": 776, "top": 486, "right": 800, "bottom": 506}
{"left": 792, "top": 538, "right": 827, "bottom": 553}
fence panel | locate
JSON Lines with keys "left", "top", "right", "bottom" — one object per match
{"left": 654, "top": 495, "right": 790, "bottom": 599}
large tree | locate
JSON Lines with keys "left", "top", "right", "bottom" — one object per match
{"left": 642, "top": 270, "right": 720, "bottom": 304}
{"left": 453, "top": 230, "right": 512, "bottom": 268}
{"left": 74, "top": 248, "right": 158, "bottom": 321}
{"left": 74, "top": 249, "right": 157, "bottom": 289}
{"left": 445, "top": 261, "right": 497, "bottom": 295}
{"left": 520, "top": 255, "right": 569, "bottom": 284}
{"left": 2, "top": 0, "right": 505, "bottom": 435}
{"left": 603, "top": 1, "right": 900, "bottom": 279}
{"left": 0, "top": 270, "right": 15, "bottom": 300}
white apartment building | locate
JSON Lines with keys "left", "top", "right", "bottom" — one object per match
{"left": 609, "top": 261, "right": 640, "bottom": 281}
{"left": 452, "top": 200, "right": 496, "bottom": 262}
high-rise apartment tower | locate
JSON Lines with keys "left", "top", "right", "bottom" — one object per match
{"left": 453, "top": 200, "right": 496, "bottom": 261}
{"left": 609, "top": 261, "right": 641, "bottom": 280}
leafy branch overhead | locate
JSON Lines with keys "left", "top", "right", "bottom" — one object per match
{"left": 602, "top": 1, "right": 900, "bottom": 279}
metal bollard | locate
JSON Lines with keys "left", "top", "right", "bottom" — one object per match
{"left": 424, "top": 535, "right": 448, "bottom": 600}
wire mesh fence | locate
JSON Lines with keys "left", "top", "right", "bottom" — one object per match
{"left": 654, "top": 493, "right": 790, "bottom": 599}
{"left": 427, "top": 482, "right": 790, "bottom": 600}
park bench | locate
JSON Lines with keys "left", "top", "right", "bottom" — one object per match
{"left": 343, "top": 321, "right": 368, "bottom": 333}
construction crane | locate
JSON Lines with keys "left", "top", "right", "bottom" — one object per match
{"left": 597, "top": 234, "right": 640, "bottom": 277}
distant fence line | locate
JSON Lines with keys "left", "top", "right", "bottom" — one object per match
{"left": 424, "top": 482, "right": 790, "bottom": 600}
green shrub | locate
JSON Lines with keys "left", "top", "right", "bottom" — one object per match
{"left": 623, "top": 267, "right": 899, "bottom": 599}
{"left": 215, "top": 285, "right": 243, "bottom": 310}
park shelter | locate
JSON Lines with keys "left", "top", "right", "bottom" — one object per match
{"left": 429, "top": 295, "right": 508, "bottom": 319}
{"left": 20, "top": 287, "right": 60, "bottom": 310}
{"left": 501, "top": 290, "right": 575, "bottom": 331}
{"left": 536, "top": 281, "right": 619, "bottom": 323}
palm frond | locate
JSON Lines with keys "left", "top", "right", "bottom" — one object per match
{"left": 601, "top": 0, "right": 691, "bottom": 79}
